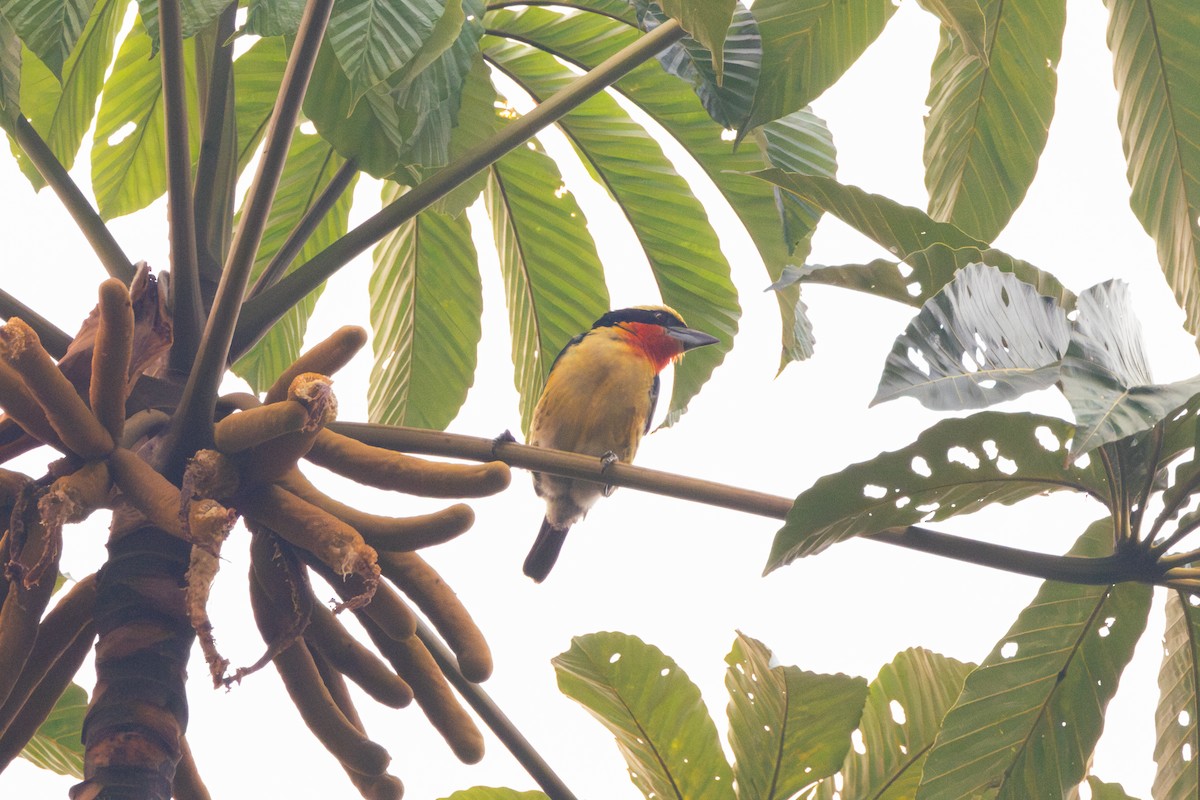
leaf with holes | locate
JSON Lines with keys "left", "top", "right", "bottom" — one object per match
{"left": 766, "top": 411, "right": 1111, "bottom": 570}
{"left": 19, "top": 681, "right": 86, "bottom": 777}
{"left": 368, "top": 187, "right": 481, "bottom": 431}
{"left": 873, "top": 263, "right": 1070, "bottom": 410}
{"left": 726, "top": 632, "right": 867, "bottom": 799}
{"left": 484, "top": 138, "right": 609, "bottom": 436}
{"left": 1061, "top": 280, "right": 1200, "bottom": 458}
{"left": 1152, "top": 591, "right": 1200, "bottom": 800}
{"left": 917, "top": 519, "right": 1153, "bottom": 800}
{"left": 812, "top": 648, "right": 975, "bottom": 800}
{"left": 555, "top": 631, "right": 735, "bottom": 800}
{"left": 791, "top": 241, "right": 1073, "bottom": 310}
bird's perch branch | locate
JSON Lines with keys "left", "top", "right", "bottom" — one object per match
{"left": 329, "top": 422, "right": 1166, "bottom": 587}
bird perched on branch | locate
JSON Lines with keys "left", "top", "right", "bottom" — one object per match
{"left": 522, "top": 305, "right": 719, "bottom": 582}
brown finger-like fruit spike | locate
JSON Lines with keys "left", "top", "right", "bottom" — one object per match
{"left": 0, "top": 468, "right": 31, "bottom": 503}
{"left": 234, "top": 530, "right": 314, "bottom": 686}
{"left": 232, "top": 374, "right": 337, "bottom": 486}
{"left": 90, "top": 279, "right": 135, "bottom": 441}
{"left": 377, "top": 551, "right": 492, "bottom": 683}
{"left": 239, "top": 485, "right": 378, "bottom": 612}
{"left": 0, "top": 359, "right": 65, "bottom": 450}
{"left": 251, "top": 569, "right": 391, "bottom": 778}
{"left": 281, "top": 470, "right": 475, "bottom": 551}
{"left": 0, "top": 318, "right": 113, "bottom": 458}
{"left": 107, "top": 448, "right": 190, "bottom": 541}
{"left": 213, "top": 400, "right": 309, "bottom": 454}
{"left": 308, "top": 430, "right": 511, "bottom": 498}
{"left": 0, "top": 512, "right": 60, "bottom": 712}
{"left": 265, "top": 326, "right": 367, "bottom": 404}
{"left": 356, "top": 613, "right": 485, "bottom": 764}
{"left": 0, "top": 573, "right": 96, "bottom": 738}
{"left": 306, "top": 600, "right": 413, "bottom": 708}
{"left": 300, "top": 550, "right": 416, "bottom": 641}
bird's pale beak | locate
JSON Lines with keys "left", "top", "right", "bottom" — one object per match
{"left": 666, "top": 326, "right": 720, "bottom": 351}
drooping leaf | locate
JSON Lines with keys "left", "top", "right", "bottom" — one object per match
{"left": 438, "top": 790, "right": 549, "bottom": 800}
{"left": 1152, "top": 591, "right": 1200, "bottom": 800}
{"left": 1104, "top": 0, "right": 1200, "bottom": 344}
{"left": 653, "top": 0, "right": 735, "bottom": 80}
{"left": 326, "top": 0, "right": 444, "bottom": 102}
{"left": 91, "top": 17, "right": 199, "bottom": 219}
{"left": 388, "top": 0, "right": 467, "bottom": 98}
{"left": 726, "top": 632, "right": 868, "bottom": 799}
{"left": 758, "top": 107, "right": 838, "bottom": 257}
{"left": 917, "top": 519, "right": 1153, "bottom": 800}
{"left": 791, "top": 241, "right": 1073, "bottom": 310}
{"left": 484, "top": 139, "right": 609, "bottom": 436}
{"left": 368, "top": 185, "right": 481, "bottom": 431}
{"left": 916, "top": 0, "right": 991, "bottom": 63}
{"left": 484, "top": 33, "right": 738, "bottom": 429}
{"left": 244, "top": 0, "right": 305, "bottom": 36}
{"left": 1087, "top": 777, "right": 1143, "bottom": 800}
{"left": 923, "top": 0, "right": 1064, "bottom": 241}
{"left": 485, "top": 5, "right": 820, "bottom": 368}
{"left": 19, "top": 681, "right": 87, "bottom": 778}
{"left": 233, "top": 35, "right": 287, "bottom": 174}
{"left": 0, "top": 14, "right": 19, "bottom": 131}
{"left": 135, "top": 0, "right": 232, "bottom": 53}
{"left": 638, "top": 1, "right": 758, "bottom": 130}
{"left": 874, "top": 263, "right": 1070, "bottom": 410}
{"left": 554, "top": 631, "right": 736, "bottom": 800}
{"left": 9, "top": 0, "right": 122, "bottom": 189}
{"left": 231, "top": 135, "right": 357, "bottom": 392}
{"left": 813, "top": 648, "right": 975, "bottom": 800}
{"left": 1061, "top": 280, "right": 1200, "bottom": 458}
{"left": 0, "top": 0, "right": 94, "bottom": 80}
{"left": 767, "top": 412, "right": 1111, "bottom": 570}
{"left": 743, "top": 0, "right": 898, "bottom": 131}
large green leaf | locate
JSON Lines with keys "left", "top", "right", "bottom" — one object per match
{"left": 917, "top": 519, "right": 1153, "bottom": 800}
{"left": 90, "top": 18, "right": 199, "bottom": 219}
{"left": 1061, "top": 280, "right": 1200, "bottom": 458}
{"left": 554, "top": 631, "right": 736, "bottom": 800}
{"left": 231, "top": 135, "right": 357, "bottom": 392}
{"left": 135, "top": 0, "right": 232, "bottom": 53}
{"left": 19, "top": 681, "right": 86, "bottom": 778}
{"left": 244, "top": 0, "right": 305, "bottom": 37}
{"left": 813, "top": 648, "right": 975, "bottom": 800}
{"left": 923, "top": 0, "right": 1064, "bottom": 241}
{"left": 9, "top": 0, "right": 121, "bottom": 189}
{"left": 1105, "top": 0, "right": 1200, "bottom": 343}
{"left": 326, "top": 0, "right": 443, "bottom": 102}
{"left": 485, "top": 6, "right": 821, "bottom": 368}
{"left": 0, "top": 15, "right": 19, "bottom": 130}
{"left": 484, "top": 138, "right": 609, "bottom": 436}
{"left": 1088, "top": 777, "right": 1143, "bottom": 800}
{"left": 438, "top": 790, "right": 549, "bottom": 800}
{"left": 874, "top": 263, "right": 1070, "bottom": 410}
{"left": 233, "top": 35, "right": 287, "bottom": 174}
{"left": 916, "top": 0, "right": 991, "bottom": 63}
{"left": 743, "top": 0, "right": 898, "bottom": 131}
{"left": 767, "top": 412, "right": 1112, "bottom": 570}
{"left": 725, "top": 632, "right": 868, "bottom": 799}
{"left": 0, "top": 0, "right": 93, "bottom": 79}
{"left": 484, "top": 34, "right": 738, "bottom": 429}
{"left": 1153, "top": 591, "right": 1200, "bottom": 799}
{"left": 368, "top": 185, "right": 481, "bottom": 431}
{"left": 654, "top": 0, "right": 735, "bottom": 80}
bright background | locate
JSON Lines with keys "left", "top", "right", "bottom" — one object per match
{"left": 2, "top": 1, "right": 1195, "bottom": 797}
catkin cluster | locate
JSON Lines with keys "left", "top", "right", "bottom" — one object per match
{"left": 0, "top": 276, "right": 511, "bottom": 799}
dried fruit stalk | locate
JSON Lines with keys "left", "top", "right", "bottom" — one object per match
{"left": 0, "top": 513, "right": 60, "bottom": 711}
{"left": 107, "top": 448, "right": 189, "bottom": 541}
{"left": 90, "top": 279, "right": 135, "bottom": 440}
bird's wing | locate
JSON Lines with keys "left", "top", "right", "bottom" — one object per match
{"left": 541, "top": 330, "right": 588, "bottom": 389}
{"left": 644, "top": 373, "right": 660, "bottom": 435}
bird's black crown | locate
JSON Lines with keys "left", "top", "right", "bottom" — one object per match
{"left": 591, "top": 305, "right": 686, "bottom": 330}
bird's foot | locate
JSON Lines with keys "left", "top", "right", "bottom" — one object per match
{"left": 599, "top": 450, "right": 619, "bottom": 471}
{"left": 491, "top": 429, "right": 517, "bottom": 457}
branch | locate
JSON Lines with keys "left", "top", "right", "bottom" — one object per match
{"left": 415, "top": 619, "right": 580, "bottom": 800}
{"left": 328, "top": 422, "right": 1162, "bottom": 586}
{"left": 165, "top": 0, "right": 335, "bottom": 472}
{"left": 159, "top": 0, "right": 203, "bottom": 373}
{"left": 229, "top": 19, "right": 688, "bottom": 361}
{"left": 247, "top": 158, "right": 359, "bottom": 300}
{"left": 10, "top": 116, "right": 135, "bottom": 283}
{"left": 0, "top": 289, "right": 72, "bottom": 357}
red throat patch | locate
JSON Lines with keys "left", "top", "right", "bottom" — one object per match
{"left": 620, "top": 322, "right": 684, "bottom": 373}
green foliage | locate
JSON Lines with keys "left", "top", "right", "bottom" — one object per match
{"left": 1153, "top": 591, "right": 1200, "bottom": 800}
{"left": 19, "top": 682, "right": 87, "bottom": 778}
{"left": 439, "top": 789, "right": 549, "bottom": 800}
{"left": 0, "top": 0, "right": 93, "bottom": 80}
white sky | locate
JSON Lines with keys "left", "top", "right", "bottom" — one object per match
{"left": 3, "top": 1, "right": 1195, "bottom": 797}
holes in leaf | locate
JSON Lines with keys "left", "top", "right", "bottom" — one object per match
{"left": 906, "top": 282, "right": 922, "bottom": 298}
{"left": 851, "top": 729, "right": 866, "bottom": 755}
{"left": 895, "top": 496, "right": 911, "bottom": 508}
{"left": 1179, "top": 709, "right": 1190, "bottom": 727}
{"left": 107, "top": 121, "right": 137, "bottom": 147}
{"left": 907, "top": 347, "right": 931, "bottom": 376}
{"left": 915, "top": 502, "right": 940, "bottom": 513}
{"left": 1097, "top": 616, "right": 1116, "bottom": 639}
{"left": 948, "top": 447, "right": 980, "bottom": 470}
{"left": 982, "top": 440, "right": 999, "bottom": 460}
{"left": 1035, "top": 426, "right": 1061, "bottom": 452}
{"left": 898, "top": 262, "right": 914, "bottom": 278}
{"left": 1190, "top": 595, "right": 1200, "bottom": 607}
{"left": 609, "top": 653, "right": 621, "bottom": 664}
{"left": 862, "top": 484, "right": 887, "bottom": 499}
{"left": 978, "top": 379, "right": 997, "bottom": 389}
{"left": 899, "top": 744, "right": 908, "bottom": 755}
{"left": 1000, "top": 641, "right": 1019, "bottom": 659}
{"left": 720, "top": 128, "right": 736, "bottom": 141}
{"left": 660, "top": 667, "right": 670, "bottom": 677}
{"left": 961, "top": 351, "right": 978, "bottom": 372}
{"left": 299, "top": 120, "right": 317, "bottom": 135}
{"left": 1185, "top": 742, "right": 1194, "bottom": 762}
{"left": 1076, "top": 452, "right": 1091, "bottom": 469}
{"left": 889, "top": 700, "right": 906, "bottom": 725}
{"left": 996, "top": 456, "right": 1018, "bottom": 475}
{"left": 911, "top": 457, "right": 932, "bottom": 477}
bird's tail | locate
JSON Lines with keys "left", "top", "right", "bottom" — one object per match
{"left": 523, "top": 518, "right": 570, "bottom": 583}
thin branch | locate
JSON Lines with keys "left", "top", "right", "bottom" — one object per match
{"left": 0, "top": 289, "right": 72, "bottom": 357}
{"left": 328, "top": 422, "right": 1161, "bottom": 586}
{"left": 415, "top": 619, "right": 580, "bottom": 800}
{"left": 229, "top": 19, "right": 688, "bottom": 361}
{"left": 165, "top": 0, "right": 335, "bottom": 473}
{"left": 246, "top": 157, "right": 359, "bottom": 300}
{"left": 192, "top": 2, "right": 239, "bottom": 286}
{"left": 159, "top": 0, "right": 204, "bottom": 373}
{"left": 10, "top": 116, "right": 135, "bottom": 283}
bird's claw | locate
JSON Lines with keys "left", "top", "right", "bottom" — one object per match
{"left": 491, "top": 429, "right": 517, "bottom": 457}
{"left": 599, "top": 451, "right": 619, "bottom": 471}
